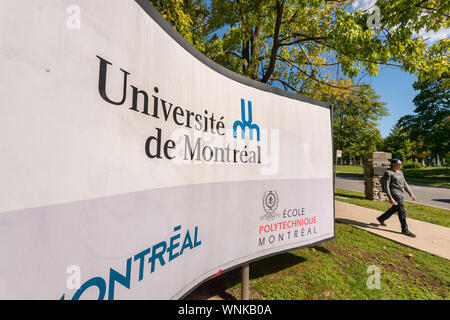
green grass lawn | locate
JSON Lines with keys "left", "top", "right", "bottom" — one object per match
{"left": 186, "top": 222, "right": 450, "bottom": 300}
{"left": 336, "top": 165, "right": 450, "bottom": 187}
{"left": 335, "top": 188, "right": 450, "bottom": 228}
{"left": 336, "top": 165, "right": 363, "bottom": 173}
{"left": 403, "top": 167, "right": 450, "bottom": 181}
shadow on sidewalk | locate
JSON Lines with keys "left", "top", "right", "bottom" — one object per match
{"left": 335, "top": 218, "right": 403, "bottom": 235}
{"left": 433, "top": 199, "right": 450, "bottom": 204}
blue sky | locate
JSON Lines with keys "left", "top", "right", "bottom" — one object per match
{"left": 367, "top": 66, "right": 418, "bottom": 138}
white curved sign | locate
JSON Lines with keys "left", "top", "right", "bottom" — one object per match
{"left": 0, "top": 0, "right": 334, "bottom": 299}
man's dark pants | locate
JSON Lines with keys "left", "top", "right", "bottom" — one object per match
{"left": 378, "top": 193, "right": 408, "bottom": 232}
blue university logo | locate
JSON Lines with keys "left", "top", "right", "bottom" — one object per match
{"left": 233, "top": 99, "right": 260, "bottom": 141}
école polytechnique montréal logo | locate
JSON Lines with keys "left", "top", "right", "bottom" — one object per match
{"left": 261, "top": 190, "right": 280, "bottom": 221}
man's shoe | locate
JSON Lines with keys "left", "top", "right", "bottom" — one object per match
{"left": 377, "top": 217, "right": 386, "bottom": 226}
{"left": 401, "top": 230, "right": 416, "bottom": 238}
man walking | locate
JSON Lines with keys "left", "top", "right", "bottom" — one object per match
{"left": 377, "top": 158, "right": 417, "bottom": 237}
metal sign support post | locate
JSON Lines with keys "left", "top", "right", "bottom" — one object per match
{"left": 335, "top": 150, "right": 342, "bottom": 181}
{"left": 241, "top": 264, "right": 249, "bottom": 300}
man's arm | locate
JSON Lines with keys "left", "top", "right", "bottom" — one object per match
{"left": 385, "top": 172, "right": 393, "bottom": 202}
{"left": 404, "top": 179, "right": 416, "bottom": 201}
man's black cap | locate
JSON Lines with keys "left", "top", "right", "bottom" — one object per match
{"left": 390, "top": 158, "right": 400, "bottom": 164}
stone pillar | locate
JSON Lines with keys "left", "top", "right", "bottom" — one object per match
{"left": 364, "top": 152, "right": 392, "bottom": 201}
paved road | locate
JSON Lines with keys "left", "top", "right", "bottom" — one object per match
{"left": 335, "top": 176, "right": 450, "bottom": 210}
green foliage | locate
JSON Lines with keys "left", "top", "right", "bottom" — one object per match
{"left": 403, "top": 160, "right": 422, "bottom": 169}
{"left": 382, "top": 125, "right": 413, "bottom": 161}
{"left": 397, "top": 73, "right": 449, "bottom": 161}
{"left": 374, "top": 0, "right": 450, "bottom": 82}
{"left": 333, "top": 85, "right": 387, "bottom": 161}
{"left": 148, "top": 0, "right": 450, "bottom": 101}
{"left": 149, "top": 0, "right": 210, "bottom": 51}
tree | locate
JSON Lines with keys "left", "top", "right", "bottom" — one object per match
{"left": 383, "top": 125, "right": 413, "bottom": 161}
{"left": 397, "top": 73, "right": 449, "bottom": 163}
{"left": 149, "top": 0, "right": 449, "bottom": 101}
{"left": 408, "top": 135, "right": 429, "bottom": 164}
{"left": 149, "top": 0, "right": 210, "bottom": 51}
{"left": 333, "top": 85, "right": 387, "bottom": 163}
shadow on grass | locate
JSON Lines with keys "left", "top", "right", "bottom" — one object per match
{"left": 314, "top": 245, "right": 332, "bottom": 254}
{"left": 184, "top": 252, "right": 307, "bottom": 300}
{"left": 335, "top": 218, "right": 403, "bottom": 236}
{"left": 250, "top": 252, "right": 307, "bottom": 279}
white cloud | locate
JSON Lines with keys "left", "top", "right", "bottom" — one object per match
{"left": 416, "top": 27, "right": 450, "bottom": 44}
{"left": 352, "top": 0, "right": 378, "bottom": 11}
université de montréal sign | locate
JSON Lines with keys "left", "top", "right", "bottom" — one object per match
{"left": 0, "top": 0, "right": 334, "bottom": 299}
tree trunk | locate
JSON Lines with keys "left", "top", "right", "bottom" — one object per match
{"left": 242, "top": 39, "right": 250, "bottom": 75}
{"left": 260, "top": 0, "right": 283, "bottom": 83}
{"left": 250, "top": 25, "right": 262, "bottom": 79}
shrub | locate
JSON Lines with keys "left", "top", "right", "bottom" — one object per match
{"left": 403, "top": 160, "right": 422, "bottom": 169}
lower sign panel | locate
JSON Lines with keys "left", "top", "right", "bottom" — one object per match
{"left": 0, "top": 179, "right": 333, "bottom": 299}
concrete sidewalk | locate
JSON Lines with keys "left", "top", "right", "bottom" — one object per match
{"left": 335, "top": 200, "right": 450, "bottom": 260}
